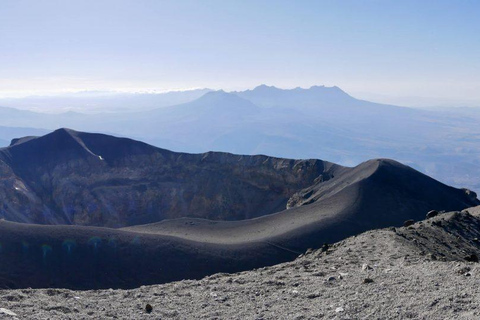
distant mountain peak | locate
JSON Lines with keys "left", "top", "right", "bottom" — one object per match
{"left": 308, "top": 85, "right": 350, "bottom": 96}
{"left": 193, "top": 90, "right": 259, "bottom": 110}
{"left": 52, "top": 127, "right": 76, "bottom": 135}
{"left": 253, "top": 84, "right": 280, "bottom": 90}
{"left": 15, "top": 128, "right": 98, "bottom": 157}
{"left": 203, "top": 89, "right": 229, "bottom": 97}
{"left": 308, "top": 85, "right": 327, "bottom": 90}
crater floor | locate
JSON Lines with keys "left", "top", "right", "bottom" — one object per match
{"left": 2, "top": 207, "right": 480, "bottom": 319}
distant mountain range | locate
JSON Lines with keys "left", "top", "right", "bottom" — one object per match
{"left": 235, "top": 84, "right": 365, "bottom": 109}
{"left": 0, "top": 85, "right": 479, "bottom": 192}
{"left": 0, "top": 128, "right": 477, "bottom": 289}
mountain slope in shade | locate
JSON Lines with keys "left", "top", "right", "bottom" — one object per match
{"left": 0, "top": 129, "right": 477, "bottom": 289}
{"left": 126, "top": 159, "right": 478, "bottom": 247}
{"left": 0, "top": 161, "right": 476, "bottom": 289}
{"left": 0, "top": 129, "right": 476, "bottom": 229}
{"left": 0, "top": 128, "right": 335, "bottom": 226}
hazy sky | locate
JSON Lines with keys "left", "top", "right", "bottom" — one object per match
{"left": 1, "top": 0, "right": 479, "bottom": 105}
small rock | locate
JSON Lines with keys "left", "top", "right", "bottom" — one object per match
{"left": 403, "top": 219, "right": 415, "bottom": 227}
{"left": 145, "top": 304, "right": 153, "bottom": 314}
{"left": 464, "top": 254, "right": 479, "bottom": 262}
{"left": 426, "top": 210, "right": 439, "bottom": 219}
{"left": 457, "top": 266, "right": 471, "bottom": 275}
{"left": 327, "top": 276, "right": 336, "bottom": 282}
{"left": 363, "top": 278, "right": 374, "bottom": 284}
{"left": 463, "top": 189, "right": 478, "bottom": 202}
{"left": 362, "top": 264, "right": 373, "bottom": 271}
{"left": 431, "top": 220, "right": 442, "bottom": 227}
{"left": 335, "top": 307, "right": 344, "bottom": 313}
{"left": 321, "top": 243, "right": 329, "bottom": 252}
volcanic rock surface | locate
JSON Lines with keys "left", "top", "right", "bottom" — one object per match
{"left": 0, "top": 128, "right": 335, "bottom": 226}
{"left": 2, "top": 207, "right": 480, "bottom": 319}
{"left": 0, "top": 129, "right": 478, "bottom": 290}
{"left": 0, "top": 128, "right": 477, "bottom": 229}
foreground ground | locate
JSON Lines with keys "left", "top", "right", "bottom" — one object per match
{"left": 2, "top": 207, "right": 480, "bottom": 319}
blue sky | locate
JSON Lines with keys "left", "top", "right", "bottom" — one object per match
{"left": 0, "top": 0, "right": 479, "bottom": 105}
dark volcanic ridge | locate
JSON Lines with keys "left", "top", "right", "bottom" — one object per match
{"left": 0, "top": 128, "right": 337, "bottom": 226}
{"left": 0, "top": 129, "right": 477, "bottom": 289}
{"left": 0, "top": 128, "right": 477, "bottom": 227}
{"left": 2, "top": 206, "right": 480, "bottom": 319}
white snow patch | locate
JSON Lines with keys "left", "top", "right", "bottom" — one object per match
{"left": 13, "top": 180, "right": 28, "bottom": 193}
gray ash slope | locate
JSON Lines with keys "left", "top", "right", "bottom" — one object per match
{"left": 0, "top": 129, "right": 477, "bottom": 289}
{"left": 3, "top": 207, "right": 480, "bottom": 319}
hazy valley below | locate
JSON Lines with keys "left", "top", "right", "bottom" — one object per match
{"left": 0, "top": 85, "right": 479, "bottom": 192}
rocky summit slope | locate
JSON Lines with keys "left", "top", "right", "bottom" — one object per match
{"left": 2, "top": 206, "right": 480, "bottom": 319}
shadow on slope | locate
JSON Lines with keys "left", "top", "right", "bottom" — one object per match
{"left": 0, "top": 128, "right": 335, "bottom": 226}
{"left": 0, "top": 160, "right": 476, "bottom": 289}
